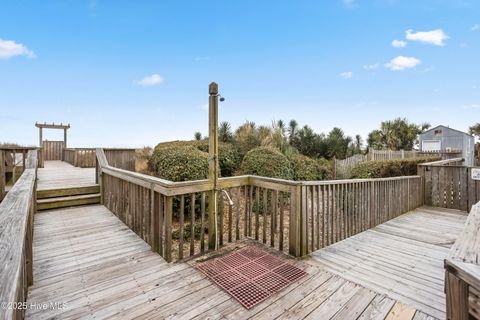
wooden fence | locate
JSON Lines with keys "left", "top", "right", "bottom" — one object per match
{"left": 334, "top": 154, "right": 367, "bottom": 179}
{"left": 104, "top": 149, "right": 136, "bottom": 171}
{"left": 445, "top": 201, "right": 480, "bottom": 319}
{"left": 418, "top": 158, "right": 480, "bottom": 211}
{"left": 335, "top": 149, "right": 462, "bottom": 179}
{"left": 96, "top": 149, "right": 424, "bottom": 262}
{"left": 42, "top": 140, "right": 64, "bottom": 161}
{"left": 335, "top": 150, "right": 421, "bottom": 179}
{"left": 64, "top": 148, "right": 96, "bottom": 167}
{"left": 0, "top": 150, "right": 38, "bottom": 320}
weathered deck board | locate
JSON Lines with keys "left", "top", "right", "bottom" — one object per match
{"left": 25, "top": 204, "right": 456, "bottom": 319}
{"left": 37, "top": 161, "right": 96, "bottom": 191}
{"left": 310, "top": 206, "right": 468, "bottom": 319}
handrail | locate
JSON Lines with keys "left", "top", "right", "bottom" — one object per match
{"left": 444, "top": 201, "right": 480, "bottom": 319}
{"left": 0, "top": 150, "right": 38, "bottom": 320}
{"left": 418, "top": 157, "right": 464, "bottom": 166}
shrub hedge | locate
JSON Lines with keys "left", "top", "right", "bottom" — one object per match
{"left": 240, "top": 147, "right": 294, "bottom": 180}
{"left": 290, "top": 154, "right": 323, "bottom": 181}
{"left": 348, "top": 156, "right": 440, "bottom": 179}
{"left": 195, "top": 141, "right": 240, "bottom": 177}
{"left": 148, "top": 145, "right": 208, "bottom": 182}
{"left": 151, "top": 140, "right": 240, "bottom": 178}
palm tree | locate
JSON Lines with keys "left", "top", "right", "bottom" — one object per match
{"left": 288, "top": 119, "right": 298, "bottom": 144}
{"left": 277, "top": 119, "right": 286, "bottom": 136}
{"left": 354, "top": 134, "right": 362, "bottom": 154}
{"left": 218, "top": 121, "right": 233, "bottom": 143}
{"left": 470, "top": 123, "right": 480, "bottom": 137}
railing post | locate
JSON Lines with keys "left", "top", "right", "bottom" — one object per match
{"left": 74, "top": 149, "right": 78, "bottom": 167}
{"left": 289, "top": 184, "right": 303, "bottom": 257}
{"left": 164, "top": 196, "right": 173, "bottom": 262}
{"left": 0, "top": 151, "right": 4, "bottom": 201}
{"left": 208, "top": 82, "right": 219, "bottom": 250}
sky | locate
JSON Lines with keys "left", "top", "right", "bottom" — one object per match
{"left": 0, "top": 0, "right": 479, "bottom": 147}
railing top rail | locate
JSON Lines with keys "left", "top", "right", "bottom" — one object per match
{"left": 96, "top": 147, "right": 423, "bottom": 196}
{"left": 448, "top": 201, "right": 480, "bottom": 264}
{"left": 301, "top": 175, "right": 421, "bottom": 186}
{"left": 445, "top": 201, "right": 480, "bottom": 288}
{"left": 418, "top": 157, "right": 464, "bottom": 166}
{"left": 0, "top": 147, "right": 39, "bottom": 151}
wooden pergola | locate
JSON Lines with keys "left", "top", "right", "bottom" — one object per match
{"left": 35, "top": 122, "right": 70, "bottom": 148}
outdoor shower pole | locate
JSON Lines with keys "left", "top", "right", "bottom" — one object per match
{"left": 208, "top": 82, "right": 219, "bottom": 250}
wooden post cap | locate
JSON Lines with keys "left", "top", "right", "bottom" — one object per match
{"left": 209, "top": 82, "right": 218, "bottom": 95}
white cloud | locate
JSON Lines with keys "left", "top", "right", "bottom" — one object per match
{"left": 136, "top": 74, "right": 163, "bottom": 87}
{"left": 385, "top": 56, "right": 421, "bottom": 71}
{"left": 363, "top": 63, "right": 379, "bottom": 70}
{"left": 339, "top": 71, "right": 353, "bottom": 79}
{"left": 405, "top": 29, "right": 449, "bottom": 46}
{"left": 343, "top": 0, "right": 356, "bottom": 7}
{"left": 0, "top": 39, "right": 35, "bottom": 59}
{"left": 462, "top": 104, "right": 479, "bottom": 110}
{"left": 392, "top": 39, "right": 407, "bottom": 48}
{"left": 200, "top": 104, "right": 208, "bottom": 111}
{"left": 472, "top": 24, "right": 479, "bottom": 31}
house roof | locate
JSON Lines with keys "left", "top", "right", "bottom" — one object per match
{"left": 420, "top": 125, "right": 473, "bottom": 137}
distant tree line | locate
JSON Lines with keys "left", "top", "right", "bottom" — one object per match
{"left": 194, "top": 117, "right": 431, "bottom": 160}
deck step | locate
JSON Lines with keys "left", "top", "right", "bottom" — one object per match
{"left": 37, "top": 185, "right": 100, "bottom": 199}
{"left": 37, "top": 193, "right": 101, "bottom": 211}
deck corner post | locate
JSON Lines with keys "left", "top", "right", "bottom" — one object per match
{"left": 289, "top": 183, "right": 303, "bottom": 257}
{"left": 445, "top": 271, "right": 469, "bottom": 320}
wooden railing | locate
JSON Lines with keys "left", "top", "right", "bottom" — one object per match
{"left": 64, "top": 148, "right": 135, "bottom": 170}
{"left": 335, "top": 150, "right": 463, "bottom": 179}
{"left": 445, "top": 201, "right": 480, "bottom": 319}
{"left": 64, "top": 148, "right": 96, "bottom": 167}
{"left": 0, "top": 150, "right": 38, "bottom": 320}
{"left": 418, "top": 158, "right": 479, "bottom": 211}
{"left": 104, "top": 148, "right": 136, "bottom": 171}
{"left": 96, "top": 149, "right": 425, "bottom": 262}
{"left": 299, "top": 176, "right": 423, "bottom": 255}
{"left": 1, "top": 147, "right": 37, "bottom": 200}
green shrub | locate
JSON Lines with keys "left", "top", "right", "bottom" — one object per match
{"left": 195, "top": 141, "right": 240, "bottom": 177}
{"left": 240, "top": 147, "right": 293, "bottom": 180}
{"left": 148, "top": 145, "right": 208, "bottom": 182}
{"left": 317, "top": 158, "right": 334, "bottom": 180}
{"left": 290, "top": 154, "right": 322, "bottom": 181}
{"left": 348, "top": 156, "right": 440, "bottom": 179}
{"left": 151, "top": 140, "right": 240, "bottom": 178}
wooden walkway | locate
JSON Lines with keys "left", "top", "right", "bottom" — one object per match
{"left": 25, "top": 203, "right": 463, "bottom": 319}
{"left": 309, "top": 206, "right": 467, "bottom": 319}
{"left": 37, "top": 161, "right": 96, "bottom": 191}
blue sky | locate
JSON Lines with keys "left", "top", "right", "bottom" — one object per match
{"left": 1, "top": 0, "right": 479, "bottom": 147}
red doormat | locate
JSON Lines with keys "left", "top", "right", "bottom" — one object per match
{"left": 196, "top": 246, "right": 307, "bottom": 309}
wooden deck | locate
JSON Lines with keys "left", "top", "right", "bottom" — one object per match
{"left": 26, "top": 203, "right": 465, "bottom": 319}
{"left": 37, "top": 161, "right": 96, "bottom": 191}
{"left": 309, "top": 206, "right": 467, "bottom": 319}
